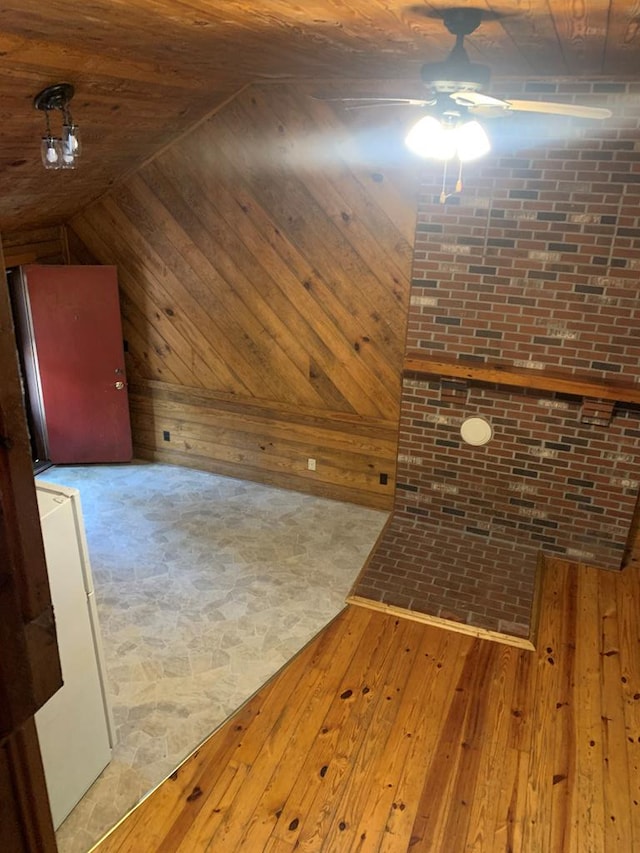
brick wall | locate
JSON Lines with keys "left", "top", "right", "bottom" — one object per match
{"left": 396, "top": 380, "right": 640, "bottom": 569}
{"left": 410, "top": 84, "right": 640, "bottom": 377}
{"left": 352, "top": 80, "right": 640, "bottom": 638}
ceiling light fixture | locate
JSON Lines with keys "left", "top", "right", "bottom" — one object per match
{"left": 405, "top": 114, "right": 490, "bottom": 162}
{"left": 34, "top": 83, "right": 81, "bottom": 170}
{"left": 405, "top": 112, "right": 490, "bottom": 203}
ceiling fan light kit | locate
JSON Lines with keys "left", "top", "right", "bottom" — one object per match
{"left": 326, "top": 7, "right": 613, "bottom": 199}
{"left": 34, "top": 82, "right": 81, "bottom": 170}
{"left": 405, "top": 115, "right": 490, "bottom": 162}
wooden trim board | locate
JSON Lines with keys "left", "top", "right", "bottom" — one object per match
{"left": 346, "top": 595, "right": 536, "bottom": 650}
{"left": 404, "top": 353, "right": 640, "bottom": 405}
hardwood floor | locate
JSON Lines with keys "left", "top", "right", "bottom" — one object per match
{"left": 94, "top": 557, "right": 640, "bottom": 852}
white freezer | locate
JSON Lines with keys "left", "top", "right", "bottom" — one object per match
{"left": 35, "top": 480, "right": 115, "bottom": 829}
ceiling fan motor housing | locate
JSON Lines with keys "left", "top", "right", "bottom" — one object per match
{"left": 421, "top": 60, "right": 491, "bottom": 94}
{"left": 422, "top": 8, "right": 491, "bottom": 94}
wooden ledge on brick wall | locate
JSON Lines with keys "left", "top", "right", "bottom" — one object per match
{"left": 403, "top": 352, "right": 640, "bottom": 406}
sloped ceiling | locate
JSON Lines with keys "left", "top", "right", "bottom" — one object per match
{"left": 2, "top": 1, "right": 640, "bottom": 232}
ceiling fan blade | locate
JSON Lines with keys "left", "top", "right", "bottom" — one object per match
{"left": 450, "top": 92, "right": 612, "bottom": 120}
{"left": 503, "top": 100, "right": 612, "bottom": 120}
{"left": 314, "top": 96, "right": 435, "bottom": 108}
{"left": 450, "top": 91, "right": 510, "bottom": 109}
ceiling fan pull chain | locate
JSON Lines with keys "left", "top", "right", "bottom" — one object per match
{"left": 438, "top": 159, "right": 464, "bottom": 204}
{"left": 440, "top": 159, "right": 449, "bottom": 204}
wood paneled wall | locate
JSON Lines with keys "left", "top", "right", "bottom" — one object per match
{"left": 0, "top": 238, "right": 60, "bottom": 852}
{"left": 68, "top": 83, "right": 418, "bottom": 508}
{"left": 2, "top": 226, "right": 68, "bottom": 268}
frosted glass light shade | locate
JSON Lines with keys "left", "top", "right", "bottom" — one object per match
{"left": 456, "top": 120, "right": 491, "bottom": 161}
{"left": 405, "top": 115, "right": 457, "bottom": 160}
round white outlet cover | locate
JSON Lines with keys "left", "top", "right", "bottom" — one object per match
{"left": 460, "top": 416, "right": 493, "bottom": 446}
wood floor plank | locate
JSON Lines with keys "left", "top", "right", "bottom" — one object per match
{"left": 574, "top": 566, "right": 606, "bottom": 853}
{"left": 548, "top": 563, "right": 579, "bottom": 852}
{"left": 521, "top": 559, "right": 573, "bottom": 851}
{"left": 258, "top": 619, "right": 416, "bottom": 843}
{"left": 599, "top": 568, "right": 634, "bottom": 849}
{"left": 410, "top": 640, "right": 510, "bottom": 849}
{"left": 464, "top": 645, "right": 522, "bottom": 852}
{"left": 615, "top": 567, "right": 640, "bottom": 847}
{"left": 314, "top": 625, "right": 466, "bottom": 852}
{"left": 508, "top": 643, "right": 537, "bottom": 752}
{"left": 492, "top": 745, "right": 530, "bottom": 852}
{"left": 275, "top": 618, "right": 424, "bottom": 851}
{"left": 372, "top": 629, "right": 473, "bottom": 852}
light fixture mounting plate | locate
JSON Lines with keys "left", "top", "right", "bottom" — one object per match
{"left": 34, "top": 83, "right": 75, "bottom": 112}
{"left": 441, "top": 8, "right": 483, "bottom": 38}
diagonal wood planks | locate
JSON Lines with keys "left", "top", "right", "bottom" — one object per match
{"left": 69, "top": 81, "right": 415, "bottom": 508}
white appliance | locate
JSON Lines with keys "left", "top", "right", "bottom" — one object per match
{"left": 35, "top": 480, "right": 115, "bottom": 829}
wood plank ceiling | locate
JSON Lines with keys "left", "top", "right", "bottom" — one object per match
{"left": 2, "top": 1, "right": 640, "bottom": 232}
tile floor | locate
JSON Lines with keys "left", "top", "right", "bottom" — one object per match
{"left": 38, "top": 461, "right": 387, "bottom": 853}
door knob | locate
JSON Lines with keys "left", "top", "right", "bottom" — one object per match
{"left": 114, "top": 381, "right": 125, "bottom": 390}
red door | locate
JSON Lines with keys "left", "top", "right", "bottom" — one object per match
{"left": 24, "top": 265, "right": 132, "bottom": 463}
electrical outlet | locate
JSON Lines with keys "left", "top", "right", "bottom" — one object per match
{"left": 379, "top": 473, "right": 388, "bottom": 485}
{"left": 307, "top": 457, "right": 316, "bottom": 471}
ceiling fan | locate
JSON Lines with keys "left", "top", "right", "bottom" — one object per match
{"left": 329, "top": 7, "right": 612, "bottom": 126}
